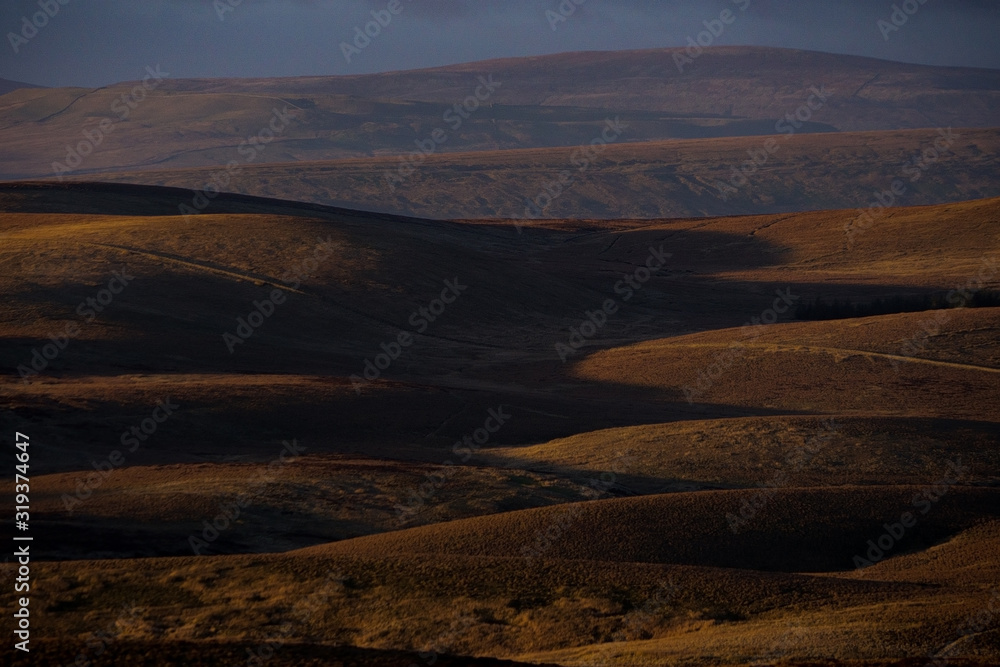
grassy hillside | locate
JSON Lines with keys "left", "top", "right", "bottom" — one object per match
{"left": 306, "top": 486, "right": 1000, "bottom": 573}
{"left": 152, "top": 47, "right": 1000, "bottom": 130}
{"left": 485, "top": 415, "right": 1000, "bottom": 492}
{"left": 1, "top": 47, "right": 999, "bottom": 183}
{"left": 82, "top": 127, "right": 1000, "bottom": 219}
{"left": 0, "top": 77, "right": 43, "bottom": 96}
{"left": 3, "top": 182, "right": 999, "bottom": 665}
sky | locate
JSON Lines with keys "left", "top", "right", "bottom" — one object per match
{"left": 1, "top": 0, "right": 999, "bottom": 88}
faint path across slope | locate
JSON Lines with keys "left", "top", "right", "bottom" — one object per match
{"left": 664, "top": 341, "right": 1000, "bottom": 374}
{"left": 87, "top": 242, "right": 306, "bottom": 294}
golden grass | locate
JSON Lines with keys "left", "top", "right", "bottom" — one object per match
{"left": 2, "top": 183, "right": 999, "bottom": 665}
{"left": 485, "top": 415, "right": 1000, "bottom": 491}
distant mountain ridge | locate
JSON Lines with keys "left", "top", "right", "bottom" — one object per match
{"left": 0, "top": 47, "right": 998, "bottom": 183}
{"left": 82, "top": 127, "right": 1000, "bottom": 220}
{"left": 0, "top": 77, "right": 43, "bottom": 96}
{"left": 149, "top": 46, "right": 1000, "bottom": 131}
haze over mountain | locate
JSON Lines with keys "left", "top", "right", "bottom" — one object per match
{"left": 4, "top": 0, "right": 999, "bottom": 87}
{"left": 0, "top": 78, "right": 43, "bottom": 96}
{"left": 87, "top": 127, "right": 1000, "bottom": 219}
{"left": 3, "top": 47, "right": 999, "bottom": 221}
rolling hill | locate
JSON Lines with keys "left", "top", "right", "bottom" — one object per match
{"left": 0, "top": 77, "right": 42, "bottom": 97}
{"left": 78, "top": 126, "right": 1000, "bottom": 219}
{"left": 3, "top": 182, "right": 999, "bottom": 666}
{"left": 304, "top": 486, "right": 1000, "bottom": 573}
{"left": 149, "top": 47, "right": 1000, "bottom": 130}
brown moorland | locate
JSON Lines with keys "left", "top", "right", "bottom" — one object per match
{"left": 2, "top": 47, "right": 999, "bottom": 183}
{"left": 2, "top": 182, "right": 999, "bottom": 665}
{"left": 78, "top": 126, "right": 1000, "bottom": 220}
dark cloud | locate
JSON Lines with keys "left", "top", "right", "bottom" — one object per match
{"left": 0, "top": 0, "right": 997, "bottom": 87}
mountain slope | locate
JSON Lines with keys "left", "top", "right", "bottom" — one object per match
{"left": 3, "top": 181, "right": 1000, "bottom": 666}
{"left": 82, "top": 127, "right": 1000, "bottom": 219}
{"left": 0, "top": 77, "right": 43, "bottom": 96}
{"left": 1, "top": 47, "right": 998, "bottom": 182}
